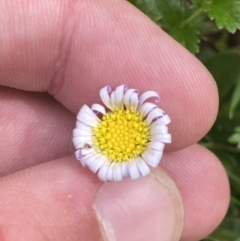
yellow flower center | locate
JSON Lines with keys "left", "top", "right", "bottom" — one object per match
{"left": 93, "top": 109, "right": 150, "bottom": 162}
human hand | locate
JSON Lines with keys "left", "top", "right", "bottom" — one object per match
{"left": 0, "top": 1, "right": 229, "bottom": 241}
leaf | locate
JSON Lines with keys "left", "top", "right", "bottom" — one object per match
{"left": 235, "top": 127, "right": 240, "bottom": 133}
{"left": 130, "top": 0, "right": 201, "bottom": 53}
{"left": 157, "top": 0, "right": 185, "bottom": 26}
{"left": 169, "top": 24, "right": 200, "bottom": 53}
{"left": 192, "top": 0, "right": 240, "bottom": 33}
{"left": 204, "top": 52, "right": 240, "bottom": 100}
{"left": 228, "top": 126, "right": 240, "bottom": 147}
{"left": 228, "top": 133, "right": 240, "bottom": 144}
{"left": 157, "top": 0, "right": 200, "bottom": 53}
{"left": 128, "top": 0, "right": 161, "bottom": 22}
{"left": 230, "top": 79, "right": 240, "bottom": 119}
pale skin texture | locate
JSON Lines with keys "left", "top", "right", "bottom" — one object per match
{"left": 0, "top": 0, "right": 230, "bottom": 241}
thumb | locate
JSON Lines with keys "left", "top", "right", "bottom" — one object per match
{"left": 94, "top": 168, "right": 184, "bottom": 241}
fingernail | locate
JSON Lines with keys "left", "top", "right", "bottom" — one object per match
{"left": 93, "top": 168, "right": 184, "bottom": 241}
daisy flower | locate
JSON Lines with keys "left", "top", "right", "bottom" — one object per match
{"left": 73, "top": 85, "right": 171, "bottom": 182}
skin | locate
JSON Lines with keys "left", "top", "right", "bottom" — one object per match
{"left": 0, "top": 0, "right": 230, "bottom": 240}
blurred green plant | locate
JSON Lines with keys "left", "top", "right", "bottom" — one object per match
{"left": 128, "top": 0, "right": 240, "bottom": 240}
{"left": 228, "top": 127, "right": 240, "bottom": 148}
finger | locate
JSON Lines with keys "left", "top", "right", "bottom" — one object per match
{"left": 0, "top": 86, "right": 75, "bottom": 176}
{"left": 161, "top": 144, "right": 230, "bottom": 241}
{"left": 0, "top": 0, "right": 218, "bottom": 151}
{"left": 0, "top": 145, "right": 229, "bottom": 241}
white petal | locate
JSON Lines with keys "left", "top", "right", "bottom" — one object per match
{"left": 76, "top": 121, "right": 93, "bottom": 131}
{"left": 130, "top": 92, "right": 139, "bottom": 111}
{"left": 141, "top": 149, "right": 163, "bottom": 167}
{"left": 106, "top": 162, "right": 115, "bottom": 182}
{"left": 111, "top": 91, "right": 117, "bottom": 109}
{"left": 152, "top": 133, "right": 172, "bottom": 143}
{"left": 150, "top": 125, "right": 168, "bottom": 135}
{"left": 115, "top": 85, "right": 127, "bottom": 109}
{"left": 73, "top": 128, "right": 92, "bottom": 137}
{"left": 139, "top": 91, "right": 159, "bottom": 106}
{"left": 75, "top": 149, "right": 84, "bottom": 161}
{"left": 129, "top": 159, "right": 141, "bottom": 179}
{"left": 113, "top": 163, "right": 123, "bottom": 182}
{"left": 75, "top": 149, "right": 93, "bottom": 160}
{"left": 146, "top": 108, "right": 165, "bottom": 126}
{"left": 75, "top": 150, "right": 81, "bottom": 160}
{"left": 98, "top": 163, "right": 110, "bottom": 182}
{"left": 77, "top": 105, "right": 100, "bottom": 127}
{"left": 72, "top": 136, "right": 93, "bottom": 149}
{"left": 85, "top": 154, "right": 99, "bottom": 167}
{"left": 91, "top": 104, "right": 106, "bottom": 115}
{"left": 147, "top": 142, "right": 165, "bottom": 151}
{"left": 151, "top": 115, "right": 171, "bottom": 127}
{"left": 136, "top": 157, "right": 150, "bottom": 177}
{"left": 80, "top": 154, "right": 96, "bottom": 167}
{"left": 121, "top": 162, "right": 130, "bottom": 178}
{"left": 100, "top": 86, "right": 112, "bottom": 110}
{"left": 73, "top": 135, "right": 92, "bottom": 144}
{"left": 138, "top": 102, "right": 158, "bottom": 118}
{"left": 89, "top": 155, "right": 107, "bottom": 173}
{"left": 75, "top": 150, "right": 85, "bottom": 166}
{"left": 73, "top": 136, "right": 93, "bottom": 143}
{"left": 80, "top": 148, "right": 94, "bottom": 157}
{"left": 123, "top": 89, "right": 139, "bottom": 109}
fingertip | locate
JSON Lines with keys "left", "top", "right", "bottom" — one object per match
{"left": 162, "top": 144, "right": 230, "bottom": 241}
{"left": 93, "top": 168, "right": 184, "bottom": 241}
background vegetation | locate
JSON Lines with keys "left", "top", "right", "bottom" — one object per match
{"left": 128, "top": 0, "right": 240, "bottom": 240}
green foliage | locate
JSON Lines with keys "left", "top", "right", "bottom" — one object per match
{"left": 157, "top": 0, "right": 200, "bottom": 52}
{"left": 128, "top": 0, "right": 161, "bottom": 21}
{"left": 228, "top": 127, "right": 240, "bottom": 148}
{"left": 129, "top": 0, "right": 240, "bottom": 240}
{"left": 130, "top": 0, "right": 240, "bottom": 53}
{"left": 230, "top": 80, "right": 240, "bottom": 119}
{"left": 193, "top": 0, "right": 240, "bottom": 33}
{"left": 204, "top": 53, "right": 240, "bottom": 101}
{"left": 130, "top": 0, "right": 201, "bottom": 52}
{"left": 198, "top": 51, "right": 240, "bottom": 240}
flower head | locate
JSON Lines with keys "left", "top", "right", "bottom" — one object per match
{"left": 73, "top": 85, "right": 171, "bottom": 182}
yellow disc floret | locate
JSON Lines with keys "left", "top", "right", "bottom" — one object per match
{"left": 93, "top": 109, "right": 150, "bottom": 162}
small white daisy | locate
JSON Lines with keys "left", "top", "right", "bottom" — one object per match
{"left": 73, "top": 85, "right": 171, "bottom": 182}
